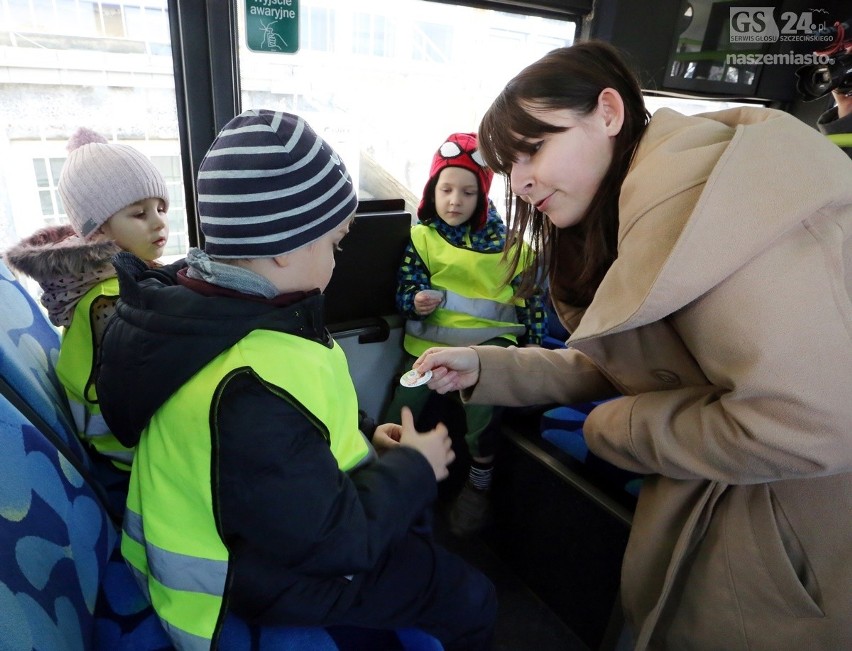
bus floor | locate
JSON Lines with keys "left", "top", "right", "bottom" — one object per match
{"left": 433, "top": 503, "right": 591, "bottom": 651}
{"left": 419, "top": 396, "right": 633, "bottom": 651}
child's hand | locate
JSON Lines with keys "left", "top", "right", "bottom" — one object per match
{"left": 413, "top": 289, "right": 443, "bottom": 316}
{"left": 398, "top": 407, "right": 455, "bottom": 480}
{"left": 372, "top": 422, "right": 402, "bottom": 452}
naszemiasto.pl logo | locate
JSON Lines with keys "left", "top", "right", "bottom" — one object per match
{"left": 729, "top": 7, "right": 835, "bottom": 43}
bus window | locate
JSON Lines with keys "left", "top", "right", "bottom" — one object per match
{"left": 0, "top": 0, "right": 188, "bottom": 266}
{"left": 235, "top": 0, "right": 578, "bottom": 218}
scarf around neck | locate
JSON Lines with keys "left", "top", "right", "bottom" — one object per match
{"left": 184, "top": 248, "right": 280, "bottom": 299}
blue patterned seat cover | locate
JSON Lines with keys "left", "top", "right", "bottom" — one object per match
{"left": 0, "top": 261, "right": 86, "bottom": 467}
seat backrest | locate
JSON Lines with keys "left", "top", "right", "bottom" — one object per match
{"left": 0, "top": 259, "right": 86, "bottom": 469}
{"left": 322, "top": 206, "right": 413, "bottom": 420}
{"left": 323, "top": 207, "right": 412, "bottom": 325}
{"left": 0, "top": 391, "right": 116, "bottom": 651}
{"left": 0, "top": 258, "right": 123, "bottom": 520}
{"left": 539, "top": 401, "right": 644, "bottom": 499}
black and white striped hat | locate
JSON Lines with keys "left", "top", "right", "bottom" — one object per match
{"left": 197, "top": 109, "right": 357, "bottom": 258}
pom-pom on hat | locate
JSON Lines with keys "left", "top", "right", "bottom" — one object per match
{"left": 417, "top": 132, "right": 494, "bottom": 231}
{"left": 58, "top": 127, "right": 169, "bottom": 239}
{"left": 197, "top": 109, "right": 358, "bottom": 259}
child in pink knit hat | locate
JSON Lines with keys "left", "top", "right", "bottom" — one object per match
{"left": 4, "top": 127, "right": 170, "bottom": 480}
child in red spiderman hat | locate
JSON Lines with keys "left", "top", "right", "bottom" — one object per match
{"left": 385, "top": 132, "right": 548, "bottom": 537}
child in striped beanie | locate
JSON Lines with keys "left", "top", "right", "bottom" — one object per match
{"left": 94, "top": 109, "right": 497, "bottom": 651}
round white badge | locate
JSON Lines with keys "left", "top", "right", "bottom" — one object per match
{"left": 399, "top": 368, "right": 433, "bottom": 388}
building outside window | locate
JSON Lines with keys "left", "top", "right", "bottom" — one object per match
{"left": 0, "top": 0, "right": 185, "bottom": 258}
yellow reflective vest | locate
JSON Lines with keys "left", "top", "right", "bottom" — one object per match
{"left": 826, "top": 133, "right": 852, "bottom": 148}
{"left": 121, "top": 329, "right": 369, "bottom": 650}
{"left": 403, "top": 224, "right": 530, "bottom": 357}
{"left": 55, "top": 276, "right": 134, "bottom": 468}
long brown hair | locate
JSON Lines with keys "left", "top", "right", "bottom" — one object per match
{"left": 479, "top": 41, "right": 650, "bottom": 306}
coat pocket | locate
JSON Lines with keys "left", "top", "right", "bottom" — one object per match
{"left": 747, "top": 485, "right": 824, "bottom": 618}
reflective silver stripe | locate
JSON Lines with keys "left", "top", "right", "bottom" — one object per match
{"left": 124, "top": 513, "right": 219, "bottom": 650}
{"left": 100, "top": 448, "right": 135, "bottom": 464}
{"left": 124, "top": 509, "right": 228, "bottom": 596}
{"left": 147, "top": 539, "right": 228, "bottom": 596}
{"left": 123, "top": 507, "right": 145, "bottom": 545}
{"left": 162, "top": 619, "right": 215, "bottom": 651}
{"left": 69, "top": 399, "right": 134, "bottom": 463}
{"left": 406, "top": 321, "right": 526, "bottom": 345}
{"left": 84, "top": 411, "right": 111, "bottom": 437}
{"left": 442, "top": 289, "right": 518, "bottom": 324}
{"left": 68, "top": 400, "right": 86, "bottom": 433}
{"left": 127, "top": 556, "right": 215, "bottom": 651}
{"left": 68, "top": 399, "right": 113, "bottom": 437}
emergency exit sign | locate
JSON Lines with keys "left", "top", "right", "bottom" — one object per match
{"left": 245, "top": 0, "right": 299, "bottom": 53}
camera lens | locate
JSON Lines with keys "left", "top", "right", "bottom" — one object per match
{"left": 796, "top": 64, "right": 835, "bottom": 100}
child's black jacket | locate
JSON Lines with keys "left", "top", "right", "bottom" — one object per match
{"left": 97, "top": 252, "right": 437, "bottom": 623}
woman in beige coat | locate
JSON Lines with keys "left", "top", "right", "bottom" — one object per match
{"left": 416, "top": 41, "right": 852, "bottom": 651}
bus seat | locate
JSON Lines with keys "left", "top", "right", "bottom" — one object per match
{"left": 324, "top": 202, "right": 413, "bottom": 421}
{"left": 0, "top": 258, "right": 128, "bottom": 521}
{"left": 0, "top": 391, "right": 122, "bottom": 651}
{"left": 0, "top": 257, "right": 444, "bottom": 650}
{"left": 534, "top": 306, "right": 644, "bottom": 499}
{"left": 0, "top": 259, "right": 86, "bottom": 470}
{"left": 540, "top": 401, "right": 645, "bottom": 499}
{"left": 324, "top": 201, "right": 412, "bottom": 326}
{"left": 218, "top": 617, "right": 444, "bottom": 650}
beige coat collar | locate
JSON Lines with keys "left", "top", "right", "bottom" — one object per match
{"left": 570, "top": 107, "right": 852, "bottom": 343}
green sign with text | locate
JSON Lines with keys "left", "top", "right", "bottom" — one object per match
{"left": 245, "top": 0, "right": 299, "bottom": 53}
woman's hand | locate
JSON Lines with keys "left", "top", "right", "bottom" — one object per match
{"left": 414, "top": 346, "right": 481, "bottom": 394}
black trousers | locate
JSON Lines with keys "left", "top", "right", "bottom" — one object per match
{"left": 330, "top": 530, "right": 497, "bottom": 650}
